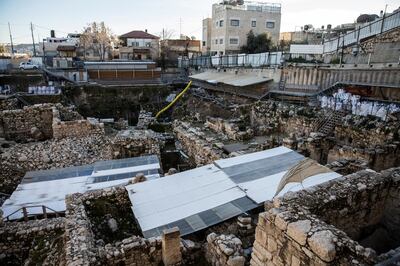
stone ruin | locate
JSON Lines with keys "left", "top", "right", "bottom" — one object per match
{"left": 1, "top": 93, "right": 400, "bottom": 265}
{"left": 251, "top": 167, "right": 400, "bottom": 265}
{"left": 0, "top": 104, "right": 165, "bottom": 196}
{"left": 0, "top": 103, "right": 104, "bottom": 143}
{"left": 2, "top": 167, "right": 399, "bottom": 265}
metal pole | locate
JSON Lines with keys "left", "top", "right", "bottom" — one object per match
{"left": 30, "top": 22, "right": 36, "bottom": 57}
{"left": 8, "top": 22, "right": 14, "bottom": 58}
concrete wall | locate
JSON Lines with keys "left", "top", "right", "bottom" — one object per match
{"left": 283, "top": 66, "right": 400, "bottom": 92}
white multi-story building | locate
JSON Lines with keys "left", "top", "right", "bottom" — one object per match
{"left": 204, "top": 1, "right": 281, "bottom": 56}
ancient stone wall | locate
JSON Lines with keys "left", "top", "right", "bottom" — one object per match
{"left": 334, "top": 117, "right": 399, "bottom": 148}
{"left": 0, "top": 104, "right": 54, "bottom": 142}
{"left": 327, "top": 144, "right": 400, "bottom": 171}
{"left": 52, "top": 106, "right": 105, "bottom": 140}
{"left": 0, "top": 218, "right": 65, "bottom": 265}
{"left": 52, "top": 119, "right": 105, "bottom": 140}
{"left": 250, "top": 101, "right": 319, "bottom": 137}
{"left": 205, "top": 117, "right": 252, "bottom": 141}
{"left": 173, "top": 120, "right": 223, "bottom": 166}
{"left": 136, "top": 110, "right": 155, "bottom": 129}
{"left": 205, "top": 233, "right": 246, "bottom": 266}
{"left": 65, "top": 187, "right": 163, "bottom": 266}
{"left": 251, "top": 168, "right": 400, "bottom": 266}
{"left": 0, "top": 98, "right": 20, "bottom": 111}
{"left": 110, "top": 129, "right": 163, "bottom": 159}
{"left": 251, "top": 101, "right": 400, "bottom": 169}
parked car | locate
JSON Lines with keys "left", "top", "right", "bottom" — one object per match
{"left": 19, "top": 61, "right": 39, "bottom": 70}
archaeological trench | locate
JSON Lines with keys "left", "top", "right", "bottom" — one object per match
{"left": 0, "top": 78, "right": 400, "bottom": 266}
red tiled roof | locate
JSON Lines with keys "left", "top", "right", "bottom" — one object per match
{"left": 119, "top": 30, "right": 159, "bottom": 39}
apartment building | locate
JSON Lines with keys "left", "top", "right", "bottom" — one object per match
{"left": 202, "top": 18, "right": 212, "bottom": 54}
{"left": 204, "top": 1, "right": 281, "bottom": 55}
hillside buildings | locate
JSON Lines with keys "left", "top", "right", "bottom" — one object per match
{"left": 202, "top": 0, "right": 281, "bottom": 56}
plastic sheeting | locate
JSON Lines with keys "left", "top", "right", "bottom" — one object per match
{"left": 319, "top": 89, "right": 400, "bottom": 120}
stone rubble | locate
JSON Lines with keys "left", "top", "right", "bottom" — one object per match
{"left": 205, "top": 233, "right": 246, "bottom": 266}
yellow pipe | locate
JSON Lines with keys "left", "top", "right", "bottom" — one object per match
{"left": 155, "top": 80, "right": 192, "bottom": 119}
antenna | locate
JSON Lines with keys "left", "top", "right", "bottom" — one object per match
{"left": 8, "top": 22, "right": 14, "bottom": 58}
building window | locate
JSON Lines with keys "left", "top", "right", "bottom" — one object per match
{"left": 251, "top": 20, "right": 257, "bottom": 27}
{"left": 220, "top": 39, "right": 224, "bottom": 44}
{"left": 230, "top": 19, "right": 240, "bottom": 26}
{"left": 219, "top": 20, "right": 224, "bottom": 27}
{"left": 229, "top": 38, "right": 239, "bottom": 45}
{"left": 203, "top": 41, "right": 206, "bottom": 46}
{"left": 215, "top": 39, "right": 218, "bottom": 44}
{"left": 266, "top": 21, "right": 275, "bottom": 29}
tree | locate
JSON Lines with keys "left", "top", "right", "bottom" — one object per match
{"left": 158, "top": 28, "right": 175, "bottom": 41}
{"left": 241, "top": 30, "right": 272, "bottom": 54}
{"left": 80, "top": 22, "right": 116, "bottom": 61}
{"left": 0, "top": 44, "right": 5, "bottom": 53}
{"left": 158, "top": 28, "right": 176, "bottom": 69}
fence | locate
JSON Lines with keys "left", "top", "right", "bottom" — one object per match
{"left": 323, "top": 10, "right": 400, "bottom": 53}
{"left": 179, "top": 51, "right": 283, "bottom": 68}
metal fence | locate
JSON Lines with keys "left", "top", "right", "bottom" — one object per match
{"left": 179, "top": 52, "right": 283, "bottom": 68}
{"left": 323, "top": 10, "right": 400, "bottom": 53}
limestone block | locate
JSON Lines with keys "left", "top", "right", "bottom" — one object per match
{"left": 307, "top": 230, "right": 336, "bottom": 262}
{"left": 287, "top": 220, "right": 311, "bottom": 245}
{"left": 162, "top": 227, "right": 182, "bottom": 266}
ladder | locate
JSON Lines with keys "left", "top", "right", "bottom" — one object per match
{"left": 314, "top": 109, "right": 346, "bottom": 135}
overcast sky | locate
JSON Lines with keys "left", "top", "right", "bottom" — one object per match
{"left": 0, "top": 0, "right": 398, "bottom": 44}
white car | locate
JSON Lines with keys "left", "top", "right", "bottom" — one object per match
{"left": 19, "top": 61, "right": 39, "bottom": 70}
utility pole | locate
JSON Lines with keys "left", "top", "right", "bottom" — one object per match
{"left": 30, "top": 22, "right": 36, "bottom": 56}
{"left": 8, "top": 22, "right": 14, "bottom": 57}
{"left": 180, "top": 18, "right": 182, "bottom": 38}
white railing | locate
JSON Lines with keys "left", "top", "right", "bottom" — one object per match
{"left": 180, "top": 51, "right": 283, "bottom": 68}
{"left": 323, "top": 10, "right": 400, "bottom": 53}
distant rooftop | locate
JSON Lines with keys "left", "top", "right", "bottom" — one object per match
{"left": 119, "top": 30, "right": 159, "bottom": 39}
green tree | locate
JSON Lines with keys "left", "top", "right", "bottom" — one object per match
{"left": 241, "top": 30, "right": 272, "bottom": 54}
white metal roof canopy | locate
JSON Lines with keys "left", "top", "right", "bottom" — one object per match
{"left": 127, "top": 147, "right": 342, "bottom": 238}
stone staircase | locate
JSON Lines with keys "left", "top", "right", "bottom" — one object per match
{"left": 315, "top": 109, "right": 346, "bottom": 135}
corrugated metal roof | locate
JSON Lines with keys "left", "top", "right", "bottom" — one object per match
{"left": 190, "top": 71, "right": 272, "bottom": 87}
{"left": 127, "top": 147, "right": 342, "bottom": 238}
{"left": 2, "top": 156, "right": 161, "bottom": 221}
